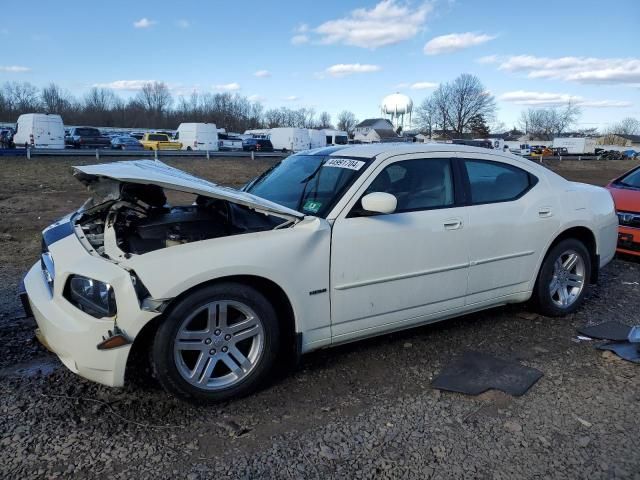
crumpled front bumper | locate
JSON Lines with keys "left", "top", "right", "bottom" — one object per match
{"left": 22, "top": 232, "right": 158, "bottom": 387}
{"left": 24, "top": 262, "right": 129, "bottom": 386}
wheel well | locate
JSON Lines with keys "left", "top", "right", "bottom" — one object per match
{"left": 547, "top": 226, "right": 599, "bottom": 283}
{"left": 124, "top": 275, "right": 297, "bottom": 383}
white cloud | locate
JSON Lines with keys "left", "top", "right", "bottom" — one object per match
{"left": 477, "top": 55, "right": 499, "bottom": 64}
{"left": 325, "top": 63, "right": 381, "bottom": 77}
{"left": 410, "top": 81, "right": 438, "bottom": 90}
{"left": 248, "top": 94, "right": 266, "bottom": 103}
{"left": 314, "top": 0, "right": 433, "bottom": 49}
{"left": 295, "top": 23, "right": 309, "bottom": 33}
{"left": 133, "top": 18, "right": 156, "bottom": 29}
{"left": 283, "top": 95, "right": 299, "bottom": 101}
{"left": 0, "top": 65, "right": 30, "bottom": 73}
{"left": 291, "top": 34, "right": 309, "bottom": 45}
{"left": 177, "top": 19, "right": 190, "bottom": 28}
{"left": 213, "top": 82, "right": 240, "bottom": 91}
{"left": 493, "top": 55, "right": 640, "bottom": 85}
{"left": 254, "top": 70, "right": 271, "bottom": 78}
{"left": 499, "top": 90, "right": 632, "bottom": 108}
{"left": 93, "top": 80, "right": 156, "bottom": 90}
{"left": 424, "top": 32, "right": 496, "bottom": 55}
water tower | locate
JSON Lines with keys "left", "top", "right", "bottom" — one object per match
{"left": 381, "top": 93, "right": 413, "bottom": 130}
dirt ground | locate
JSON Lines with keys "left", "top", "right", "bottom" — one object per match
{"left": 1, "top": 156, "right": 639, "bottom": 479}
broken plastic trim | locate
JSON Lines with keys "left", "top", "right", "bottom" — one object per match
{"left": 129, "top": 270, "right": 170, "bottom": 313}
{"left": 97, "top": 325, "right": 132, "bottom": 350}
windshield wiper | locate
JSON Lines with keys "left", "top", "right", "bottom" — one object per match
{"left": 296, "top": 160, "right": 326, "bottom": 211}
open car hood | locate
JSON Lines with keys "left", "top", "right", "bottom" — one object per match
{"left": 72, "top": 160, "right": 304, "bottom": 221}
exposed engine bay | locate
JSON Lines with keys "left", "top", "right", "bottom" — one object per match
{"left": 75, "top": 183, "right": 286, "bottom": 257}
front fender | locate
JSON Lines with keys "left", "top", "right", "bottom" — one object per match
{"left": 120, "top": 217, "right": 332, "bottom": 350}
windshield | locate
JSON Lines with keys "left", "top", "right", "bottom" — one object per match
{"left": 245, "top": 154, "right": 369, "bottom": 217}
{"left": 616, "top": 167, "right": 640, "bottom": 188}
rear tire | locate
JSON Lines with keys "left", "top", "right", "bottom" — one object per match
{"left": 151, "top": 283, "right": 280, "bottom": 404}
{"left": 533, "top": 238, "right": 591, "bottom": 317}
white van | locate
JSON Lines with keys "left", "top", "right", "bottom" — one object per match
{"left": 268, "top": 128, "right": 311, "bottom": 152}
{"left": 13, "top": 113, "right": 65, "bottom": 149}
{"left": 308, "top": 129, "right": 327, "bottom": 149}
{"left": 175, "top": 123, "right": 219, "bottom": 151}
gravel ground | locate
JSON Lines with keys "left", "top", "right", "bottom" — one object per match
{"left": 1, "top": 157, "right": 639, "bottom": 479}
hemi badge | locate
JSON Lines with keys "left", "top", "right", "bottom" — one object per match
{"left": 309, "top": 288, "right": 327, "bottom": 296}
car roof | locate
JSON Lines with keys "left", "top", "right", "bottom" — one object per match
{"left": 328, "top": 142, "right": 522, "bottom": 161}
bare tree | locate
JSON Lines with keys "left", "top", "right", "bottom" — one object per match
{"left": 318, "top": 111, "right": 333, "bottom": 129}
{"left": 3, "top": 81, "right": 41, "bottom": 111}
{"left": 612, "top": 117, "right": 640, "bottom": 136}
{"left": 41, "top": 83, "right": 72, "bottom": 114}
{"left": 446, "top": 74, "right": 496, "bottom": 134}
{"left": 136, "top": 82, "right": 173, "bottom": 115}
{"left": 519, "top": 103, "right": 581, "bottom": 140}
{"left": 337, "top": 110, "right": 358, "bottom": 135}
{"left": 415, "top": 97, "right": 436, "bottom": 137}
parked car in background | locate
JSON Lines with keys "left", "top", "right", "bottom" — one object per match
{"left": 111, "top": 136, "right": 144, "bottom": 150}
{"left": 606, "top": 165, "right": 640, "bottom": 257}
{"left": 176, "top": 123, "right": 219, "bottom": 151}
{"left": 218, "top": 133, "right": 243, "bottom": 151}
{"left": 21, "top": 144, "right": 617, "bottom": 403}
{"left": 242, "top": 138, "right": 274, "bottom": 152}
{"left": 0, "top": 127, "right": 15, "bottom": 148}
{"left": 65, "top": 127, "right": 111, "bottom": 149}
{"left": 14, "top": 114, "right": 65, "bottom": 149}
{"left": 140, "top": 133, "right": 182, "bottom": 151}
{"left": 130, "top": 132, "right": 144, "bottom": 140}
{"left": 552, "top": 147, "right": 569, "bottom": 156}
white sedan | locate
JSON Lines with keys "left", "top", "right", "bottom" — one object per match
{"left": 22, "top": 144, "right": 618, "bottom": 403}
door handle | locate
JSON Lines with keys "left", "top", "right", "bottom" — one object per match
{"left": 538, "top": 207, "right": 553, "bottom": 218}
{"left": 443, "top": 219, "right": 463, "bottom": 230}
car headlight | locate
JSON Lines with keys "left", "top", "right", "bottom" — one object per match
{"left": 65, "top": 275, "right": 117, "bottom": 318}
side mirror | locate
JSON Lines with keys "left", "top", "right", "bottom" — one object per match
{"left": 361, "top": 192, "right": 397, "bottom": 215}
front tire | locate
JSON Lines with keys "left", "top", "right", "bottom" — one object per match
{"left": 152, "top": 283, "right": 280, "bottom": 403}
{"left": 533, "top": 238, "right": 591, "bottom": 317}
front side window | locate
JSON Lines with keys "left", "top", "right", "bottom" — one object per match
{"left": 363, "top": 158, "right": 455, "bottom": 213}
{"left": 464, "top": 159, "right": 534, "bottom": 204}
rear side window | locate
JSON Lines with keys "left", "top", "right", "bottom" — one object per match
{"left": 463, "top": 159, "right": 535, "bottom": 204}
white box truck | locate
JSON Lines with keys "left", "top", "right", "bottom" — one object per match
{"left": 308, "top": 129, "right": 326, "bottom": 149}
{"left": 267, "top": 128, "right": 311, "bottom": 152}
{"left": 176, "top": 123, "right": 219, "bottom": 151}
{"left": 323, "top": 129, "right": 349, "bottom": 145}
{"left": 552, "top": 137, "right": 597, "bottom": 154}
{"left": 13, "top": 113, "right": 65, "bottom": 149}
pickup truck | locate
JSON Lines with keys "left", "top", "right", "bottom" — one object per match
{"left": 140, "top": 133, "right": 182, "bottom": 151}
{"left": 65, "top": 127, "right": 111, "bottom": 149}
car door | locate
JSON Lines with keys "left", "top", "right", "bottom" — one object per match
{"left": 459, "top": 153, "right": 561, "bottom": 305}
{"left": 330, "top": 154, "right": 470, "bottom": 342}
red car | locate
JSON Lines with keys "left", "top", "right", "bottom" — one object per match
{"left": 606, "top": 165, "right": 640, "bottom": 257}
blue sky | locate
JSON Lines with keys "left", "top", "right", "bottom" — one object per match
{"left": 2, "top": 0, "right": 639, "bottom": 131}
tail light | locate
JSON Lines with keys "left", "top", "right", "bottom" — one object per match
{"left": 194, "top": 141, "right": 197, "bottom": 147}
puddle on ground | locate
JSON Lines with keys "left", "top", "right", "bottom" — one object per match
{"left": 0, "top": 356, "right": 59, "bottom": 379}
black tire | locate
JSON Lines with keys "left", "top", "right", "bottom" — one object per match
{"left": 533, "top": 238, "right": 591, "bottom": 317}
{"left": 151, "top": 282, "right": 280, "bottom": 404}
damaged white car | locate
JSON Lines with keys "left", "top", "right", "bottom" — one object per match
{"left": 21, "top": 144, "right": 618, "bottom": 403}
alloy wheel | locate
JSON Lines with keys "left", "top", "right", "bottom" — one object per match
{"left": 173, "top": 300, "right": 265, "bottom": 390}
{"left": 549, "top": 249, "right": 586, "bottom": 308}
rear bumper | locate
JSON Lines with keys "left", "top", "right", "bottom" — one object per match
{"left": 617, "top": 226, "right": 640, "bottom": 256}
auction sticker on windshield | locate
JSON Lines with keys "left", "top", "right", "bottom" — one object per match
{"left": 324, "top": 158, "right": 365, "bottom": 170}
